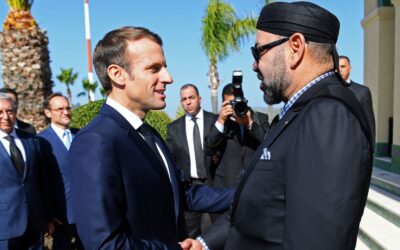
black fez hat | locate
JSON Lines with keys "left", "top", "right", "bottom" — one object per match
{"left": 257, "top": 1, "right": 340, "bottom": 44}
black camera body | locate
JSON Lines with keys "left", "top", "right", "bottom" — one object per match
{"left": 230, "top": 69, "right": 249, "bottom": 117}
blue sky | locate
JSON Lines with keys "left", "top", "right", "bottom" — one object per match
{"left": 0, "top": 0, "right": 364, "bottom": 118}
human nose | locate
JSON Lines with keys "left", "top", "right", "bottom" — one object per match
{"left": 252, "top": 61, "right": 259, "bottom": 72}
{"left": 161, "top": 68, "right": 173, "bottom": 84}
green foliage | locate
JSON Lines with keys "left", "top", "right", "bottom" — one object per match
{"left": 56, "top": 67, "right": 79, "bottom": 87}
{"left": 71, "top": 100, "right": 103, "bottom": 129}
{"left": 175, "top": 106, "right": 185, "bottom": 119}
{"left": 201, "top": 0, "right": 256, "bottom": 65}
{"left": 71, "top": 100, "right": 172, "bottom": 139}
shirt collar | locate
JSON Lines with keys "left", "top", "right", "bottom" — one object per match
{"left": 106, "top": 97, "right": 143, "bottom": 130}
{"left": 279, "top": 71, "right": 335, "bottom": 119}
{"left": 51, "top": 123, "right": 70, "bottom": 139}
{"left": 0, "top": 128, "right": 18, "bottom": 139}
{"left": 185, "top": 108, "right": 204, "bottom": 122}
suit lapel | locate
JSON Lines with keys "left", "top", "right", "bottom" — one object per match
{"left": 18, "top": 135, "right": 31, "bottom": 182}
{"left": 230, "top": 110, "right": 298, "bottom": 218}
{"left": 179, "top": 117, "right": 190, "bottom": 157}
{"left": 47, "top": 127, "right": 69, "bottom": 152}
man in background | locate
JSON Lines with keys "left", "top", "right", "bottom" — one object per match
{"left": 38, "top": 93, "right": 83, "bottom": 249}
{"left": 339, "top": 55, "right": 375, "bottom": 144}
{"left": 0, "top": 87, "right": 36, "bottom": 135}
{"left": 0, "top": 93, "right": 52, "bottom": 249}
{"left": 166, "top": 83, "right": 218, "bottom": 238}
{"left": 206, "top": 83, "right": 267, "bottom": 190}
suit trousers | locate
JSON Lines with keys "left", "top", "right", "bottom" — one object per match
{"left": 0, "top": 220, "right": 43, "bottom": 250}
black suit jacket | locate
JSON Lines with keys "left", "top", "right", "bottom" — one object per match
{"left": 16, "top": 119, "right": 36, "bottom": 135}
{"left": 202, "top": 75, "right": 373, "bottom": 250}
{"left": 205, "top": 117, "right": 267, "bottom": 188}
{"left": 166, "top": 110, "right": 218, "bottom": 181}
{"left": 347, "top": 81, "right": 375, "bottom": 146}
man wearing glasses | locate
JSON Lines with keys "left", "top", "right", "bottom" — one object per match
{"left": 38, "top": 93, "right": 83, "bottom": 249}
{"left": 182, "top": 2, "right": 373, "bottom": 250}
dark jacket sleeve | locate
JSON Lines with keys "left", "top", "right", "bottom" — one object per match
{"left": 36, "top": 137, "right": 55, "bottom": 223}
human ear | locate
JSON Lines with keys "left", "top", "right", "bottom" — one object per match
{"left": 288, "top": 33, "right": 306, "bottom": 69}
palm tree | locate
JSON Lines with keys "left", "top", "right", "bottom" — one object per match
{"left": 201, "top": 0, "right": 256, "bottom": 113}
{"left": 77, "top": 78, "right": 98, "bottom": 103}
{"left": 56, "top": 68, "right": 78, "bottom": 104}
{"left": 0, "top": 0, "right": 53, "bottom": 130}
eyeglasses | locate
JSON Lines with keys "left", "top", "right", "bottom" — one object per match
{"left": 251, "top": 37, "right": 289, "bottom": 62}
{"left": 50, "top": 107, "right": 71, "bottom": 112}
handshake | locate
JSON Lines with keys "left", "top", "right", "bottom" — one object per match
{"left": 179, "top": 238, "right": 205, "bottom": 250}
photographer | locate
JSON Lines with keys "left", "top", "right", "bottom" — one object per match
{"left": 205, "top": 82, "right": 269, "bottom": 219}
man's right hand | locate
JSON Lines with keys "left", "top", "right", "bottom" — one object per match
{"left": 180, "top": 239, "right": 205, "bottom": 250}
{"left": 217, "top": 100, "right": 234, "bottom": 125}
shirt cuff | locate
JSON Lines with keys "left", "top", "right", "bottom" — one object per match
{"left": 196, "top": 236, "right": 210, "bottom": 250}
{"left": 214, "top": 121, "right": 224, "bottom": 133}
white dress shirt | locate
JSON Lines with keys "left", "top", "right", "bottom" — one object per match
{"left": 51, "top": 123, "right": 73, "bottom": 148}
{"left": 0, "top": 129, "right": 27, "bottom": 163}
{"left": 106, "top": 97, "right": 171, "bottom": 180}
{"left": 185, "top": 109, "right": 204, "bottom": 178}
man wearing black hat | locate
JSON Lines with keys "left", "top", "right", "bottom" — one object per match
{"left": 181, "top": 2, "right": 373, "bottom": 250}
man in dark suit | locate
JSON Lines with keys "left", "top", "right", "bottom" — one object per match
{"left": 205, "top": 83, "right": 267, "bottom": 190}
{"left": 182, "top": 2, "right": 373, "bottom": 250}
{"left": 166, "top": 84, "right": 218, "bottom": 238}
{"left": 0, "top": 93, "right": 52, "bottom": 249}
{"left": 339, "top": 55, "right": 376, "bottom": 145}
{"left": 0, "top": 88, "right": 36, "bottom": 135}
{"left": 38, "top": 93, "right": 83, "bottom": 249}
{"left": 68, "top": 26, "right": 233, "bottom": 249}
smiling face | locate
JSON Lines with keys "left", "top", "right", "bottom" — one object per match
{"left": 45, "top": 96, "right": 72, "bottom": 130}
{"left": 0, "top": 99, "right": 17, "bottom": 134}
{"left": 109, "top": 38, "right": 173, "bottom": 118}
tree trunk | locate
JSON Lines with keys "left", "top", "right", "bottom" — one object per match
{"left": 0, "top": 27, "right": 53, "bottom": 131}
{"left": 208, "top": 63, "right": 220, "bottom": 113}
{"left": 66, "top": 86, "right": 72, "bottom": 104}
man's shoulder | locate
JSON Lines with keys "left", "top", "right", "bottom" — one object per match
{"left": 169, "top": 115, "right": 185, "bottom": 127}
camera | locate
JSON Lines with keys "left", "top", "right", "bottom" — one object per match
{"left": 230, "top": 69, "right": 249, "bottom": 117}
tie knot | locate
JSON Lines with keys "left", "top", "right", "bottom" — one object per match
{"left": 4, "top": 135, "right": 14, "bottom": 142}
{"left": 192, "top": 116, "right": 198, "bottom": 123}
{"left": 63, "top": 130, "right": 70, "bottom": 137}
{"left": 138, "top": 123, "right": 152, "bottom": 136}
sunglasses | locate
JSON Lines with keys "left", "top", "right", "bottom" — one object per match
{"left": 251, "top": 37, "right": 289, "bottom": 62}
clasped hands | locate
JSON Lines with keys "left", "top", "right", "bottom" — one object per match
{"left": 179, "top": 238, "right": 205, "bottom": 250}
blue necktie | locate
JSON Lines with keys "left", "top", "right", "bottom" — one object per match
{"left": 63, "top": 130, "right": 71, "bottom": 150}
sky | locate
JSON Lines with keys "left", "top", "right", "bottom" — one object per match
{"left": 0, "top": 0, "right": 364, "bottom": 118}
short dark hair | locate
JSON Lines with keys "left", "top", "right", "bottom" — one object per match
{"left": 339, "top": 55, "right": 351, "bottom": 64}
{"left": 0, "top": 87, "right": 18, "bottom": 104}
{"left": 180, "top": 84, "right": 199, "bottom": 96}
{"left": 44, "top": 92, "right": 69, "bottom": 109}
{"left": 93, "top": 26, "right": 163, "bottom": 93}
{"left": 222, "top": 83, "right": 234, "bottom": 100}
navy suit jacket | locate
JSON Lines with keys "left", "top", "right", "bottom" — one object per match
{"left": 69, "top": 103, "right": 233, "bottom": 249}
{"left": 38, "top": 126, "right": 79, "bottom": 224}
{"left": 0, "top": 129, "right": 51, "bottom": 240}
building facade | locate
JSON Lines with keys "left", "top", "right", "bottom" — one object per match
{"left": 362, "top": 0, "right": 400, "bottom": 173}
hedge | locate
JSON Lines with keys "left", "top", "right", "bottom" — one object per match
{"left": 71, "top": 100, "right": 172, "bottom": 138}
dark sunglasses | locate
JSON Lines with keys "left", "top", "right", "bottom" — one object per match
{"left": 251, "top": 37, "right": 289, "bottom": 62}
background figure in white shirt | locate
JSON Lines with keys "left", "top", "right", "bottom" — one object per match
{"left": 166, "top": 84, "right": 218, "bottom": 238}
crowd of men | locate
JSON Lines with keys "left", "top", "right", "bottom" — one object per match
{"left": 0, "top": 1, "right": 375, "bottom": 250}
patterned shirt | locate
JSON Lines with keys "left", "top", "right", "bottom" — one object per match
{"left": 279, "top": 71, "right": 335, "bottom": 119}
